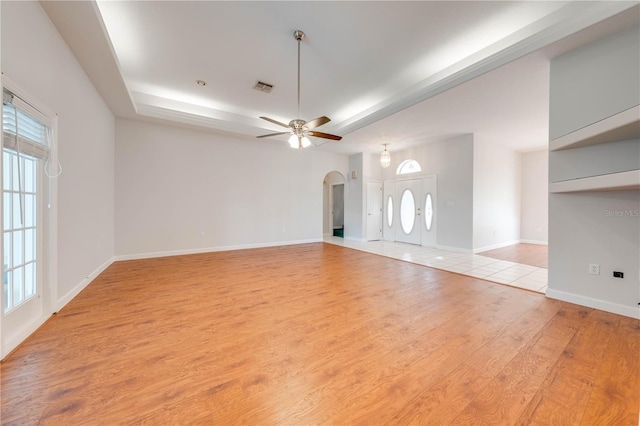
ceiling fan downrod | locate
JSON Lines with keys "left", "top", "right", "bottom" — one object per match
{"left": 256, "top": 29, "right": 342, "bottom": 145}
{"left": 294, "top": 30, "right": 304, "bottom": 120}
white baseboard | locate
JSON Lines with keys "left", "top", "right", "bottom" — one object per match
{"left": 115, "top": 238, "right": 323, "bottom": 262}
{"left": 59, "top": 239, "right": 323, "bottom": 309}
{"left": 56, "top": 257, "right": 115, "bottom": 312}
{"left": 2, "top": 312, "right": 51, "bottom": 360}
{"left": 3, "top": 256, "right": 116, "bottom": 360}
{"left": 546, "top": 288, "right": 640, "bottom": 319}
{"left": 520, "top": 239, "right": 548, "bottom": 245}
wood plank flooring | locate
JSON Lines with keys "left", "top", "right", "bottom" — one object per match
{"left": 479, "top": 243, "right": 548, "bottom": 269}
{"left": 1, "top": 243, "right": 638, "bottom": 425}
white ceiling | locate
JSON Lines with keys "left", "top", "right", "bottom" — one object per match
{"left": 41, "top": 1, "right": 639, "bottom": 155}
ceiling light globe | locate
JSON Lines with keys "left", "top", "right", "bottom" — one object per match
{"left": 288, "top": 134, "right": 312, "bottom": 148}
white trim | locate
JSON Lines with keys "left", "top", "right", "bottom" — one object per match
{"left": 519, "top": 239, "right": 548, "bottom": 245}
{"left": 1, "top": 310, "right": 50, "bottom": 361}
{"left": 56, "top": 257, "right": 115, "bottom": 312}
{"left": 114, "top": 239, "right": 323, "bottom": 262}
{"left": 47, "top": 118, "right": 59, "bottom": 314}
{"left": 550, "top": 105, "right": 640, "bottom": 151}
{"left": 334, "top": 1, "right": 636, "bottom": 136}
{"left": 329, "top": 181, "right": 345, "bottom": 237}
{"left": 1, "top": 75, "right": 57, "bottom": 122}
{"left": 473, "top": 240, "right": 521, "bottom": 253}
{"left": 549, "top": 169, "right": 640, "bottom": 193}
{"left": 546, "top": 288, "right": 640, "bottom": 319}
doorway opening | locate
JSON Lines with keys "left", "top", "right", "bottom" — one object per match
{"left": 323, "top": 171, "right": 345, "bottom": 238}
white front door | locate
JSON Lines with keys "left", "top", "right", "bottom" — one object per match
{"left": 366, "top": 181, "right": 382, "bottom": 241}
{"left": 396, "top": 178, "right": 421, "bottom": 245}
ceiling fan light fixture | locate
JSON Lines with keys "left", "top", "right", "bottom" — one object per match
{"left": 380, "top": 144, "right": 391, "bottom": 168}
{"left": 288, "top": 134, "right": 311, "bottom": 149}
{"left": 256, "top": 29, "right": 342, "bottom": 146}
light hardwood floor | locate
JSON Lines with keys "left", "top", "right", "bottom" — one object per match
{"left": 1, "top": 243, "right": 638, "bottom": 425}
{"left": 479, "top": 243, "right": 548, "bottom": 269}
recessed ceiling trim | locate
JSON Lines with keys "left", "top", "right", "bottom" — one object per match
{"left": 334, "top": 1, "right": 638, "bottom": 136}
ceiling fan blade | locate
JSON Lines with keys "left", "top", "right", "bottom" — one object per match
{"left": 304, "top": 116, "right": 330, "bottom": 130}
{"left": 308, "top": 131, "right": 342, "bottom": 141}
{"left": 260, "top": 116, "right": 290, "bottom": 128}
{"left": 256, "top": 132, "right": 290, "bottom": 139}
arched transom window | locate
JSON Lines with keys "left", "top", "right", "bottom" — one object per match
{"left": 396, "top": 159, "right": 421, "bottom": 175}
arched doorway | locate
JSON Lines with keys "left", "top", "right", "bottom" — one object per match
{"left": 323, "top": 171, "right": 346, "bottom": 238}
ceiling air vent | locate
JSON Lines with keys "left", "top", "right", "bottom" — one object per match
{"left": 254, "top": 81, "right": 274, "bottom": 93}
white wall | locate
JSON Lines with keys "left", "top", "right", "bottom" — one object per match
{"left": 472, "top": 138, "right": 521, "bottom": 251}
{"left": 520, "top": 149, "right": 548, "bottom": 244}
{"left": 345, "top": 153, "right": 364, "bottom": 241}
{"left": 115, "top": 119, "right": 348, "bottom": 257}
{"left": 548, "top": 25, "right": 640, "bottom": 318}
{"left": 549, "top": 25, "right": 640, "bottom": 140}
{"left": 1, "top": 1, "right": 115, "bottom": 308}
{"left": 550, "top": 139, "right": 640, "bottom": 183}
{"left": 549, "top": 191, "right": 639, "bottom": 316}
{"left": 381, "top": 134, "right": 474, "bottom": 251}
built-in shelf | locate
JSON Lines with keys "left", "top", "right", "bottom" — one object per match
{"left": 549, "top": 169, "right": 640, "bottom": 193}
{"left": 550, "top": 105, "right": 640, "bottom": 151}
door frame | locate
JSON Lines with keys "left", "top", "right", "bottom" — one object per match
{"left": 1, "top": 76, "right": 58, "bottom": 360}
{"left": 330, "top": 182, "right": 345, "bottom": 235}
{"left": 323, "top": 171, "right": 346, "bottom": 238}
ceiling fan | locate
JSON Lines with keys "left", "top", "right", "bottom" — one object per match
{"left": 257, "top": 30, "right": 342, "bottom": 148}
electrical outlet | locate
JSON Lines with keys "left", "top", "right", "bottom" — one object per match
{"left": 613, "top": 271, "right": 624, "bottom": 278}
{"left": 589, "top": 264, "right": 600, "bottom": 275}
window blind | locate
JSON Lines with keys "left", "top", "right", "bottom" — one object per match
{"left": 2, "top": 94, "right": 50, "bottom": 160}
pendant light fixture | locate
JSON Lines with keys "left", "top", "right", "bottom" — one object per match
{"left": 380, "top": 144, "right": 391, "bottom": 168}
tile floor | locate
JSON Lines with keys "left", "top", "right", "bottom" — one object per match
{"left": 324, "top": 237, "right": 548, "bottom": 294}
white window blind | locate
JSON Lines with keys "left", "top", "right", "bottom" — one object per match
{"left": 2, "top": 93, "right": 50, "bottom": 160}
